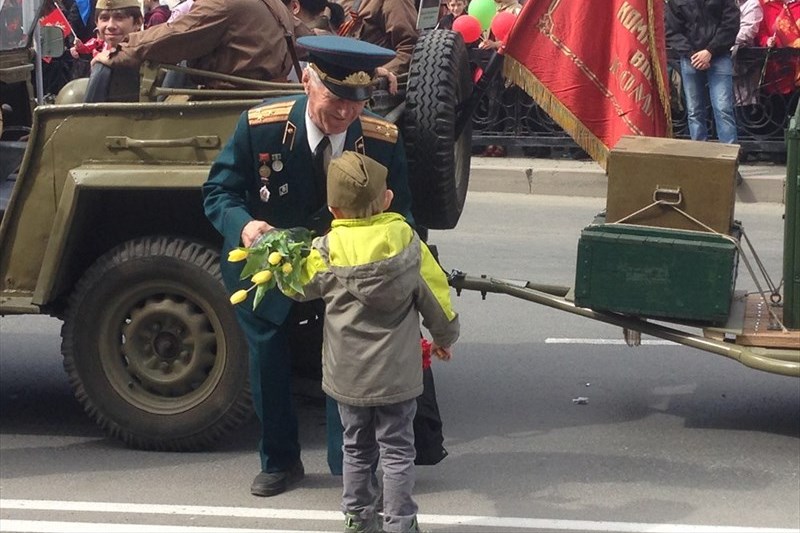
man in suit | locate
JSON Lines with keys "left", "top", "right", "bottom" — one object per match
{"left": 203, "top": 35, "right": 413, "bottom": 497}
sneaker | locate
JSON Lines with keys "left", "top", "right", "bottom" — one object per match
{"left": 406, "top": 517, "right": 422, "bottom": 533}
{"left": 250, "top": 460, "right": 304, "bottom": 497}
{"left": 344, "top": 512, "right": 381, "bottom": 533}
{"left": 380, "top": 517, "right": 423, "bottom": 533}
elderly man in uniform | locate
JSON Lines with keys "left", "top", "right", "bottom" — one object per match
{"left": 93, "top": 0, "right": 308, "bottom": 88}
{"left": 203, "top": 35, "right": 414, "bottom": 498}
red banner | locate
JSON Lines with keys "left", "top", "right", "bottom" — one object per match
{"left": 503, "top": 0, "right": 671, "bottom": 169}
{"left": 40, "top": 5, "right": 72, "bottom": 38}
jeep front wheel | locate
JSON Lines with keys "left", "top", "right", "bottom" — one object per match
{"left": 61, "top": 236, "right": 252, "bottom": 451}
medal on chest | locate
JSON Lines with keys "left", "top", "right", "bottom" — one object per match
{"left": 257, "top": 152, "right": 284, "bottom": 203}
{"left": 258, "top": 153, "right": 271, "bottom": 203}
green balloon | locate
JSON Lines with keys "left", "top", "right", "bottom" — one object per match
{"left": 467, "top": 0, "right": 497, "bottom": 31}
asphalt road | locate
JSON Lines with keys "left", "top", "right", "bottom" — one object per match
{"left": 1, "top": 194, "right": 798, "bottom": 533}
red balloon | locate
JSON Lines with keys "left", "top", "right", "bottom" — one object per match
{"left": 490, "top": 11, "right": 516, "bottom": 43}
{"left": 452, "top": 15, "right": 482, "bottom": 44}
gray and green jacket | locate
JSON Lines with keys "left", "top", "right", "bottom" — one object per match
{"left": 288, "top": 212, "right": 460, "bottom": 407}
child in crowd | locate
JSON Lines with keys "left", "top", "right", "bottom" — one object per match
{"left": 70, "top": 0, "right": 142, "bottom": 60}
{"left": 283, "top": 151, "right": 460, "bottom": 533}
{"left": 435, "top": 0, "right": 467, "bottom": 30}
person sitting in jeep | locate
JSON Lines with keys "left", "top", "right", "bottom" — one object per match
{"left": 70, "top": 0, "right": 143, "bottom": 61}
{"left": 92, "top": 0, "right": 309, "bottom": 89}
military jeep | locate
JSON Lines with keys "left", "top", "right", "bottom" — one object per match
{"left": 0, "top": 4, "right": 473, "bottom": 451}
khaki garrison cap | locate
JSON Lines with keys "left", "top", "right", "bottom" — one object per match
{"left": 327, "top": 152, "right": 387, "bottom": 212}
{"left": 96, "top": 0, "right": 141, "bottom": 10}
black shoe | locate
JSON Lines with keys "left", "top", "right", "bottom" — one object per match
{"left": 250, "top": 460, "right": 304, "bottom": 497}
{"left": 736, "top": 171, "right": 744, "bottom": 186}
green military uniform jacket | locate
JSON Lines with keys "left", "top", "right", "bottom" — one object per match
{"left": 203, "top": 94, "right": 413, "bottom": 325}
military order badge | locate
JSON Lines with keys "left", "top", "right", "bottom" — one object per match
{"left": 258, "top": 153, "right": 271, "bottom": 202}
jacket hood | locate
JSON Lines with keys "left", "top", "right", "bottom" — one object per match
{"left": 322, "top": 212, "right": 418, "bottom": 311}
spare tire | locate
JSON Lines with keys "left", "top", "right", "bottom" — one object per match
{"left": 404, "top": 30, "right": 472, "bottom": 230}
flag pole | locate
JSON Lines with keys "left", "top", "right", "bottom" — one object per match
{"left": 53, "top": 0, "right": 79, "bottom": 40}
{"left": 758, "top": 32, "right": 777, "bottom": 89}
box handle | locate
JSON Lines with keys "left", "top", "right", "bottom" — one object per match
{"left": 652, "top": 187, "right": 683, "bottom": 205}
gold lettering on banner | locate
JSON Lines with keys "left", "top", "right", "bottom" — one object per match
{"left": 536, "top": 0, "right": 663, "bottom": 134}
{"left": 629, "top": 49, "right": 652, "bottom": 82}
{"left": 609, "top": 57, "right": 653, "bottom": 116}
{"left": 607, "top": 1, "right": 658, "bottom": 118}
{"left": 617, "top": 1, "right": 648, "bottom": 45}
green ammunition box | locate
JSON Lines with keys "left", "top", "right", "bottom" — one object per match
{"left": 574, "top": 222, "right": 739, "bottom": 324}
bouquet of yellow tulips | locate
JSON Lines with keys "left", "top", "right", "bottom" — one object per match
{"left": 227, "top": 227, "right": 313, "bottom": 309}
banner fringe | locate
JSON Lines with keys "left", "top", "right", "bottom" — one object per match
{"left": 647, "top": 0, "right": 674, "bottom": 136}
{"left": 503, "top": 56, "right": 609, "bottom": 170}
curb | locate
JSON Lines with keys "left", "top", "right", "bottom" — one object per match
{"left": 468, "top": 157, "right": 787, "bottom": 204}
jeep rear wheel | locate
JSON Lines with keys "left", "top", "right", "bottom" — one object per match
{"left": 404, "top": 30, "right": 472, "bottom": 230}
{"left": 61, "top": 236, "right": 252, "bottom": 451}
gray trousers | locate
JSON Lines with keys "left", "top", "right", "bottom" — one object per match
{"left": 338, "top": 399, "right": 418, "bottom": 533}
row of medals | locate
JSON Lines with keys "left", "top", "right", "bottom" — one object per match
{"left": 259, "top": 154, "right": 284, "bottom": 203}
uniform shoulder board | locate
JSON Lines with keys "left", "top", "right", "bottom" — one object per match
{"left": 248, "top": 101, "right": 294, "bottom": 127}
{"left": 360, "top": 115, "right": 398, "bottom": 143}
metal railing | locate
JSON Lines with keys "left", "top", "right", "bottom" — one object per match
{"left": 471, "top": 47, "right": 800, "bottom": 161}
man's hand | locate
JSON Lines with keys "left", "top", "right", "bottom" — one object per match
{"left": 690, "top": 49, "right": 712, "bottom": 71}
{"left": 375, "top": 66, "right": 398, "bottom": 95}
{"left": 91, "top": 48, "right": 113, "bottom": 67}
{"left": 431, "top": 343, "right": 452, "bottom": 361}
{"left": 241, "top": 220, "right": 273, "bottom": 247}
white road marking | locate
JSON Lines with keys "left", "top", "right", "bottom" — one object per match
{"left": 0, "top": 521, "right": 316, "bottom": 533}
{"left": 546, "top": 338, "right": 678, "bottom": 345}
{"left": 1, "top": 499, "right": 796, "bottom": 533}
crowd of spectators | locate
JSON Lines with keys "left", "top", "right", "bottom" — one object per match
{"left": 28, "top": 0, "right": 425, "bottom": 99}
{"left": 12, "top": 0, "right": 799, "bottom": 131}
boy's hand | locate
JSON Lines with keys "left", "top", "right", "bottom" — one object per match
{"left": 431, "top": 343, "right": 452, "bottom": 361}
{"left": 70, "top": 40, "right": 81, "bottom": 59}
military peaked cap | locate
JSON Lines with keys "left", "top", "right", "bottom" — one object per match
{"left": 298, "top": 35, "right": 396, "bottom": 101}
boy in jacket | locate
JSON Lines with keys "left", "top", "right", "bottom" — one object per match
{"left": 284, "top": 151, "right": 460, "bottom": 533}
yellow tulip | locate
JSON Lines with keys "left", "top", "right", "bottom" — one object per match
{"left": 229, "top": 289, "right": 248, "bottom": 305}
{"left": 268, "top": 251, "right": 283, "bottom": 266}
{"left": 228, "top": 249, "right": 249, "bottom": 262}
{"left": 282, "top": 262, "right": 293, "bottom": 275}
{"left": 251, "top": 270, "right": 274, "bottom": 285}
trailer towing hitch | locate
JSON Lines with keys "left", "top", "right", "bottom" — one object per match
{"left": 447, "top": 270, "right": 800, "bottom": 378}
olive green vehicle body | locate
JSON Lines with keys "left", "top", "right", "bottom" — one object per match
{"left": 1, "top": 100, "right": 253, "bottom": 314}
{"left": 0, "top": 23, "right": 472, "bottom": 450}
{"left": 0, "top": 100, "right": 263, "bottom": 451}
